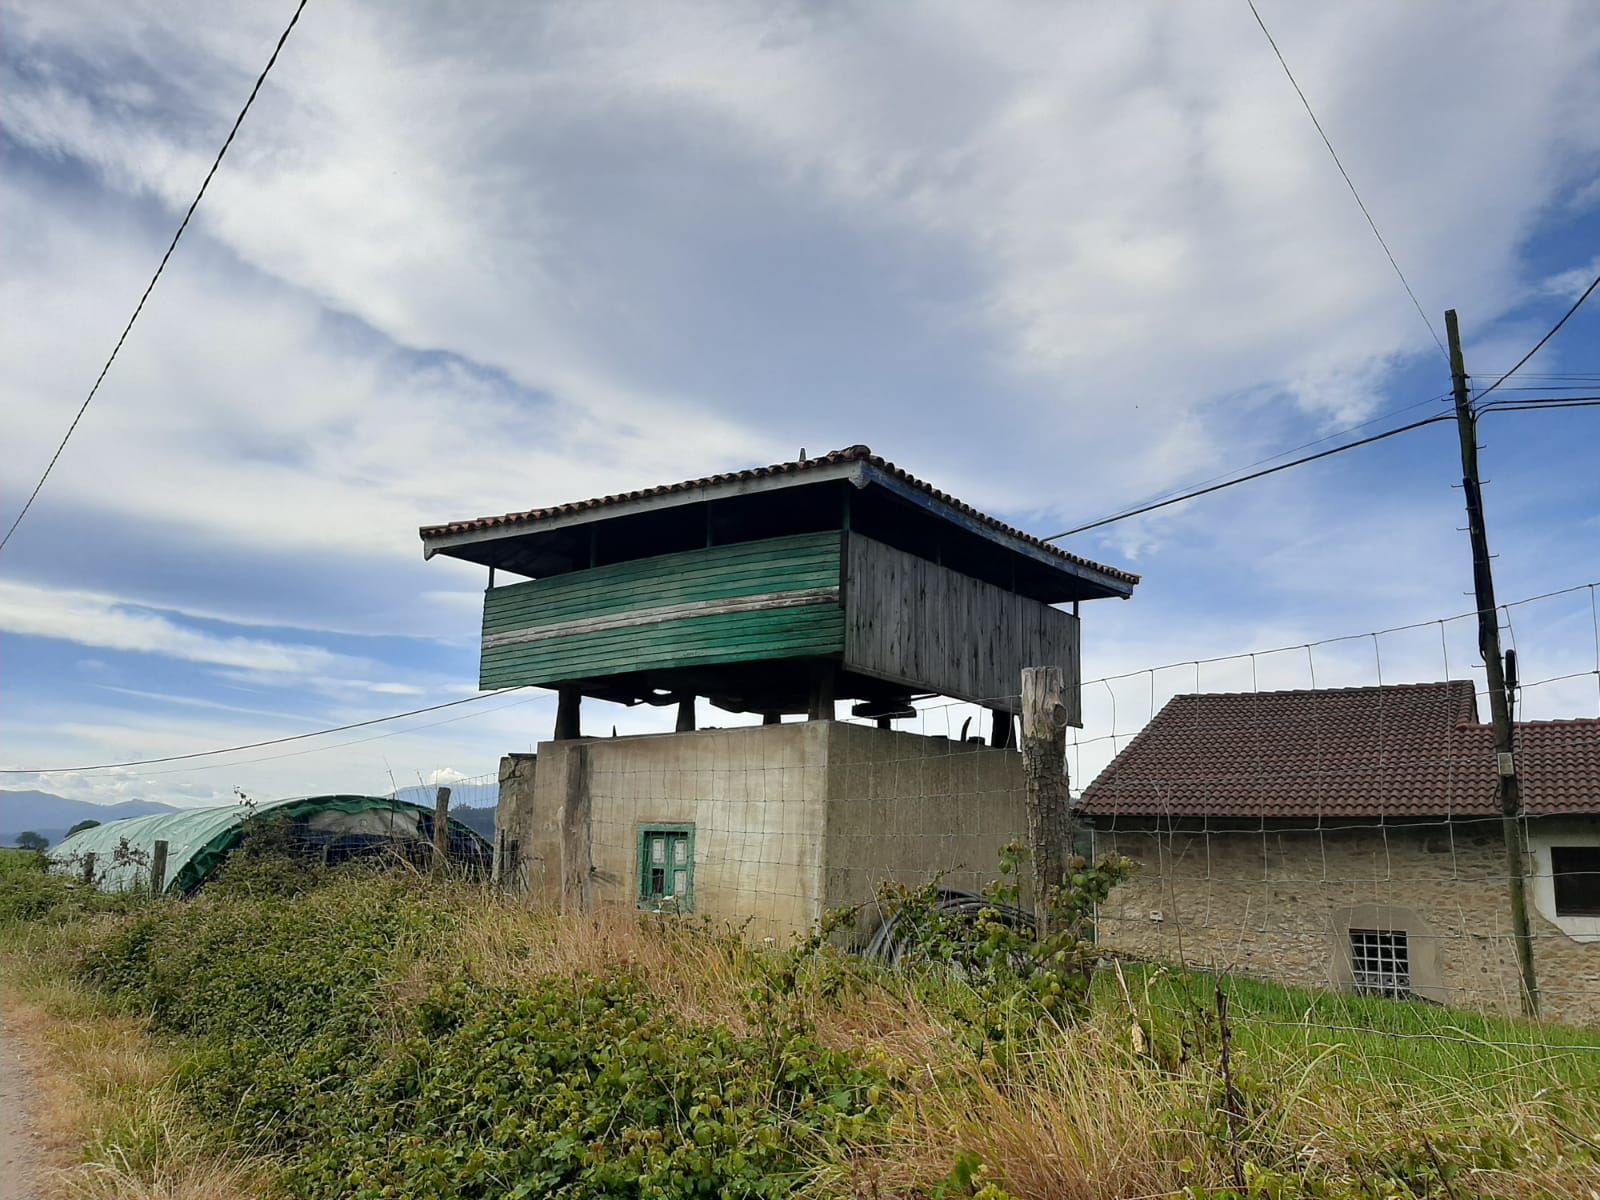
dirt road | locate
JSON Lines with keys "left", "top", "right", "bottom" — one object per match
{"left": 0, "top": 1005, "right": 45, "bottom": 1200}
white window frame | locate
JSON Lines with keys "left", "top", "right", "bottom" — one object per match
{"left": 1527, "top": 826, "right": 1600, "bottom": 943}
{"left": 1349, "top": 928, "right": 1411, "bottom": 998}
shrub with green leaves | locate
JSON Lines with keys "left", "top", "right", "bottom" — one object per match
{"left": 870, "top": 842, "right": 1132, "bottom": 1041}
{"left": 77, "top": 872, "right": 888, "bottom": 1199}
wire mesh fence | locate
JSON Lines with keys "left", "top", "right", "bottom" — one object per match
{"left": 481, "top": 580, "right": 1600, "bottom": 1058}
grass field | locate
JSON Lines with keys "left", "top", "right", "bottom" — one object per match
{"left": 2, "top": 848, "right": 1597, "bottom": 1199}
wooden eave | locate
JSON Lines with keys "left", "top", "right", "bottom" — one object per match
{"left": 421, "top": 456, "right": 1136, "bottom": 602}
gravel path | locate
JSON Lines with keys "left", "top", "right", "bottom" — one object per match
{"left": 0, "top": 1004, "right": 45, "bottom": 1200}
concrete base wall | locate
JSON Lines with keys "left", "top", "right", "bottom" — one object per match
{"left": 496, "top": 721, "right": 1028, "bottom": 942}
{"left": 1091, "top": 817, "right": 1600, "bottom": 1026}
{"left": 823, "top": 722, "right": 1028, "bottom": 940}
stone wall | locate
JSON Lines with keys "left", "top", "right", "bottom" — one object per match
{"left": 1090, "top": 815, "right": 1600, "bottom": 1025}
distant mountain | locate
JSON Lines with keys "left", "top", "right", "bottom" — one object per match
{"left": 0, "top": 790, "right": 180, "bottom": 849}
{"left": 449, "top": 805, "right": 497, "bottom": 840}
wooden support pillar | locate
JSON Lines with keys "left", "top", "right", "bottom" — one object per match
{"left": 876, "top": 716, "right": 892, "bottom": 730}
{"left": 560, "top": 746, "right": 593, "bottom": 914}
{"left": 554, "top": 686, "right": 582, "bottom": 740}
{"left": 988, "top": 709, "right": 1015, "bottom": 749}
{"left": 807, "top": 663, "right": 837, "bottom": 721}
{"left": 1021, "top": 666, "right": 1071, "bottom": 938}
{"left": 762, "top": 713, "right": 782, "bottom": 726}
{"left": 676, "top": 696, "right": 697, "bottom": 732}
{"left": 432, "top": 786, "right": 451, "bottom": 870}
{"left": 150, "top": 840, "right": 169, "bottom": 895}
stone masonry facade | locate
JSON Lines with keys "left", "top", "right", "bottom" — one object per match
{"left": 1091, "top": 816, "right": 1600, "bottom": 1026}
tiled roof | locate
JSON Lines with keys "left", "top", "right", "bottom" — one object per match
{"left": 418, "top": 444, "right": 1139, "bottom": 587}
{"left": 1077, "top": 681, "right": 1600, "bottom": 820}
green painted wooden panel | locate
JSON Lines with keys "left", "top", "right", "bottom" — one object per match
{"left": 479, "top": 532, "right": 844, "bottom": 688}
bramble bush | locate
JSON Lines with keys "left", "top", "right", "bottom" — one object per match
{"left": 79, "top": 869, "right": 889, "bottom": 1199}
{"left": 864, "top": 842, "right": 1132, "bottom": 1048}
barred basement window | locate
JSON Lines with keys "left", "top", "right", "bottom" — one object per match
{"left": 1349, "top": 929, "right": 1411, "bottom": 998}
{"left": 637, "top": 824, "right": 694, "bottom": 912}
{"left": 1551, "top": 846, "right": 1600, "bottom": 917}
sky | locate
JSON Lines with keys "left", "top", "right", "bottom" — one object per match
{"left": 1, "top": 0, "right": 1597, "bottom": 810}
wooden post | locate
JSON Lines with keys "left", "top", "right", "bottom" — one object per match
{"left": 676, "top": 696, "right": 697, "bottom": 732}
{"left": 80, "top": 851, "right": 96, "bottom": 885}
{"left": 491, "top": 828, "right": 505, "bottom": 887}
{"left": 432, "top": 786, "right": 452, "bottom": 870}
{"left": 555, "top": 686, "right": 582, "bottom": 740}
{"left": 988, "top": 709, "right": 1015, "bottom": 748}
{"left": 762, "top": 712, "right": 782, "bottom": 726}
{"left": 807, "top": 663, "right": 836, "bottom": 721}
{"left": 150, "top": 839, "right": 169, "bottom": 895}
{"left": 1447, "top": 308, "right": 1537, "bottom": 1016}
{"left": 1021, "top": 666, "right": 1072, "bottom": 938}
{"left": 560, "top": 747, "right": 593, "bottom": 913}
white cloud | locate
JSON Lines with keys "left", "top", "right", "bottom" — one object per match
{"left": 2, "top": 0, "right": 1597, "bottom": 792}
{"left": 0, "top": 579, "right": 359, "bottom": 678}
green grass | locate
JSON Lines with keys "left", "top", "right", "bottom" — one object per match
{"left": 3, "top": 855, "right": 1598, "bottom": 1198}
{"left": 1107, "top": 963, "right": 1600, "bottom": 1098}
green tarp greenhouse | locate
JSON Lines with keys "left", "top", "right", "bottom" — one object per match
{"left": 47, "top": 794, "right": 490, "bottom": 894}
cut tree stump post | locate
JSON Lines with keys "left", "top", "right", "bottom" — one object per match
{"left": 150, "top": 839, "right": 169, "bottom": 895}
{"left": 432, "top": 786, "right": 452, "bottom": 871}
{"left": 491, "top": 828, "right": 505, "bottom": 887}
{"left": 1021, "top": 666, "right": 1072, "bottom": 938}
{"left": 80, "top": 851, "right": 96, "bottom": 885}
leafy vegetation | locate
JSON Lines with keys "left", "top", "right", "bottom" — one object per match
{"left": 2, "top": 846, "right": 1598, "bottom": 1198}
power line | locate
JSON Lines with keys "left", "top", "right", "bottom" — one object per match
{"left": 1471, "top": 270, "right": 1600, "bottom": 401}
{"left": 1042, "top": 390, "right": 1590, "bottom": 541}
{"left": 33, "top": 691, "right": 544, "bottom": 782}
{"left": 1041, "top": 413, "right": 1454, "bottom": 540}
{"left": 0, "top": 686, "right": 528, "bottom": 776}
{"left": 1481, "top": 395, "right": 1600, "bottom": 414}
{"left": 0, "top": 0, "right": 311, "bottom": 557}
{"left": 1078, "top": 392, "right": 1450, "bottom": 527}
{"left": 1244, "top": 0, "right": 1446, "bottom": 361}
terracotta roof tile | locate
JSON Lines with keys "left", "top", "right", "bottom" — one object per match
{"left": 1078, "top": 681, "right": 1600, "bottom": 820}
{"left": 418, "top": 444, "right": 1138, "bottom": 586}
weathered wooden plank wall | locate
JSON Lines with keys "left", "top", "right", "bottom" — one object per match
{"left": 479, "top": 531, "right": 845, "bottom": 689}
{"left": 842, "top": 534, "right": 1081, "bottom": 721}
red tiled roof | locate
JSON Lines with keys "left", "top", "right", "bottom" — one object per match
{"left": 418, "top": 444, "right": 1139, "bottom": 587}
{"left": 1077, "top": 681, "right": 1600, "bottom": 820}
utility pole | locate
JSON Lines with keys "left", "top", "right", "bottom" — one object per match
{"left": 1446, "top": 308, "right": 1539, "bottom": 1017}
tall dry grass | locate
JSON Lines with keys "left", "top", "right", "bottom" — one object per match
{"left": 2, "top": 952, "right": 280, "bottom": 1200}
{"left": 390, "top": 887, "right": 1600, "bottom": 1198}
{"left": 7, "top": 871, "right": 1600, "bottom": 1199}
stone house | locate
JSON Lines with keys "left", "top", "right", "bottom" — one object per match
{"left": 1079, "top": 681, "right": 1600, "bottom": 1025}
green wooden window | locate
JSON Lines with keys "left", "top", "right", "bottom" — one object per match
{"left": 637, "top": 823, "right": 694, "bottom": 912}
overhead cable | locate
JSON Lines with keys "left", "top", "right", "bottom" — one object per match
{"left": 1244, "top": 0, "right": 1446, "bottom": 360}
{"left": 0, "top": 686, "right": 528, "bottom": 776}
{"left": 0, "top": 0, "right": 312, "bottom": 556}
{"left": 1041, "top": 413, "right": 1454, "bottom": 540}
{"left": 1471, "top": 271, "right": 1600, "bottom": 401}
